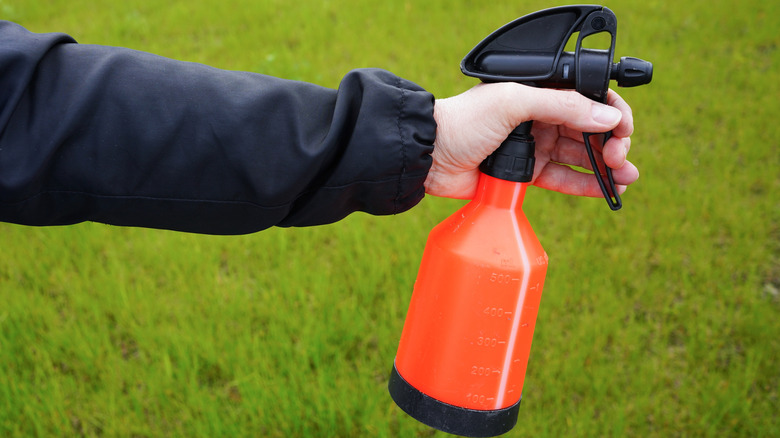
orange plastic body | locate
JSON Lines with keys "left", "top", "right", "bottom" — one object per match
{"left": 394, "top": 173, "right": 548, "bottom": 410}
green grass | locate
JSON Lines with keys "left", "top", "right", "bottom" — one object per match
{"left": 2, "top": 0, "right": 779, "bottom": 436}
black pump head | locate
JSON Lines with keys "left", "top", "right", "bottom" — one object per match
{"left": 461, "top": 5, "right": 653, "bottom": 210}
{"left": 461, "top": 5, "right": 652, "bottom": 102}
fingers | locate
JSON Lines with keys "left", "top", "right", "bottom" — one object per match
{"left": 546, "top": 130, "right": 630, "bottom": 171}
{"left": 533, "top": 160, "right": 639, "bottom": 198}
{"left": 602, "top": 136, "right": 630, "bottom": 169}
{"left": 534, "top": 87, "right": 633, "bottom": 171}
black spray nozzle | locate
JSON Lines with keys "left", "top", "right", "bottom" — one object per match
{"left": 612, "top": 56, "right": 653, "bottom": 87}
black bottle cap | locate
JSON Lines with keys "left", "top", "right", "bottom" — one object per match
{"left": 480, "top": 121, "right": 535, "bottom": 183}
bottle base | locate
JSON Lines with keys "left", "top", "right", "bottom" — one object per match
{"left": 388, "top": 362, "right": 521, "bottom": 437}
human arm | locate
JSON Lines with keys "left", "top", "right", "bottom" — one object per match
{"left": 0, "top": 21, "right": 435, "bottom": 234}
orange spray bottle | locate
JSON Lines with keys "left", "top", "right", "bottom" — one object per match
{"left": 389, "top": 6, "right": 652, "bottom": 437}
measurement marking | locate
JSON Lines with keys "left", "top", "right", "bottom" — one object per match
{"left": 495, "top": 183, "right": 532, "bottom": 410}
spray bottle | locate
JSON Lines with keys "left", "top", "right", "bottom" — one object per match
{"left": 389, "top": 6, "right": 652, "bottom": 437}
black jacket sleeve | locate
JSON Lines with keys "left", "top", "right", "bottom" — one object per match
{"left": 0, "top": 21, "right": 436, "bottom": 235}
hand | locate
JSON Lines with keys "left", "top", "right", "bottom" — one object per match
{"left": 425, "top": 82, "right": 638, "bottom": 199}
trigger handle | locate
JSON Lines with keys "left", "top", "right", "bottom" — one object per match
{"left": 583, "top": 132, "right": 622, "bottom": 211}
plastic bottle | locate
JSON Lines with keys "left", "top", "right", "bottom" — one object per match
{"left": 389, "top": 123, "right": 547, "bottom": 437}
{"left": 388, "top": 6, "right": 652, "bottom": 436}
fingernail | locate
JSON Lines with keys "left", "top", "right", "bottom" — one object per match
{"left": 592, "top": 104, "right": 622, "bottom": 125}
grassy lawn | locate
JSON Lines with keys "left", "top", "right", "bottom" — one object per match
{"left": 1, "top": 0, "right": 778, "bottom": 436}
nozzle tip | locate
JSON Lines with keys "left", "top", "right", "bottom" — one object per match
{"left": 612, "top": 56, "right": 653, "bottom": 87}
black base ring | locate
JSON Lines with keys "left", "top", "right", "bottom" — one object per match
{"left": 388, "top": 363, "right": 521, "bottom": 437}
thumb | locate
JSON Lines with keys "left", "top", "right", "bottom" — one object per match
{"left": 508, "top": 85, "right": 622, "bottom": 132}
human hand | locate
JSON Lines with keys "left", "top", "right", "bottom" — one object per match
{"left": 425, "top": 82, "right": 638, "bottom": 199}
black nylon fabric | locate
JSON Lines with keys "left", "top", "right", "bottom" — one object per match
{"left": 0, "top": 21, "right": 436, "bottom": 235}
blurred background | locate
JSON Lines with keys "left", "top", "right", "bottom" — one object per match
{"left": 1, "top": 0, "right": 777, "bottom": 436}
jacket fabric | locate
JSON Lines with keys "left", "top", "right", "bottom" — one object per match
{"left": 0, "top": 21, "right": 436, "bottom": 235}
